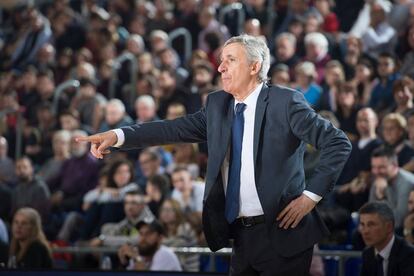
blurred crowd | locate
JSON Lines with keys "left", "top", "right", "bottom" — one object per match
{"left": 1, "top": 0, "right": 414, "bottom": 273}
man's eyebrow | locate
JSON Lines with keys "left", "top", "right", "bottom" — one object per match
{"left": 220, "top": 54, "right": 236, "bottom": 60}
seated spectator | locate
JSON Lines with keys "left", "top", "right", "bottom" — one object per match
{"left": 88, "top": 191, "right": 154, "bottom": 247}
{"left": 9, "top": 208, "right": 52, "bottom": 269}
{"left": 338, "top": 108, "right": 381, "bottom": 179}
{"left": 134, "top": 95, "right": 159, "bottom": 124}
{"left": 334, "top": 82, "right": 362, "bottom": 143}
{"left": 270, "top": 64, "right": 291, "bottom": 87}
{"left": 351, "top": 58, "right": 377, "bottom": 106}
{"left": 135, "top": 148, "right": 167, "bottom": 191}
{"left": 171, "top": 166, "right": 204, "bottom": 217}
{"left": 369, "top": 52, "right": 400, "bottom": 115}
{"left": 37, "top": 130, "right": 71, "bottom": 184}
{"left": 168, "top": 143, "right": 201, "bottom": 180}
{"left": 319, "top": 60, "right": 346, "bottom": 112}
{"left": 359, "top": 202, "right": 414, "bottom": 276}
{"left": 388, "top": 76, "right": 414, "bottom": 119}
{"left": 294, "top": 61, "right": 322, "bottom": 109}
{"left": 361, "top": 1, "right": 396, "bottom": 58}
{"left": 369, "top": 147, "right": 414, "bottom": 228}
{"left": 159, "top": 199, "right": 199, "bottom": 271}
{"left": 12, "top": 156, "right": 50, "bottom": 221}
{"left": 145, "top": 174, "right": 171, "bottom": 218}
{"left": 117, "top": 220, "right": 182, "bottom": 271}
{"left": 303, "top": 32, "right": 331, "bottom": 85}
{"left": 272, "top": 32, "right": 300, "bottom": 80}
{"left": 381, "top": 113, "right": 414, "bottom": 167}
{"left": 80, "top": 159, "right": 140, "bottom": 239}
{"left": 98, "top": 99, "right": 133, "bottom": 132}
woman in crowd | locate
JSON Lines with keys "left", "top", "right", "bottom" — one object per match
{"left": 9, "top": 207, "right": 52, "bottom": 268}
{"left": 145, "top": 174, "right": 171, "bottom": 218}
{"left": 159, "top": 199, "right": 199, "bottom": 272}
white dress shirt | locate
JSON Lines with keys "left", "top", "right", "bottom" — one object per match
{"left": 375, "top": 235, "right": 395, "bottom": 276}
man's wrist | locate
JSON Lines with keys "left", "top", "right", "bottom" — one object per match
{"left": 112, "top": 129, "right": 125, "bottom": 147}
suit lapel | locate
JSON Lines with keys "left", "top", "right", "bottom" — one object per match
{"left": 387, "top": 237, "right": 400, "bottom": 276}
{"left": 221, "top": 96, "right": 234, "bottom": 160}
{"left": 253, "top": 84, "right": 269, "bottom": 166}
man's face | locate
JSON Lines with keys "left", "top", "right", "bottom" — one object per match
{"left": 137, "top": 225, "right": 161, "bottom": 257}
{"left": 356, "top": 109, "right": 377, "bottom": 136}
{"left": 377, "top": 57, "right": 395, "bottom": 77}
{"left": 371, "top": 156, "right": 396, "bottom": 179}
{"left": 382, "top": 120, "right": 404, "bottom": 145}
{"left": 124, "top": 194, "right": 145, "bottom": 219}
{"left": 218, "top": 43, "right": 257, "bottom": 96}
{"left": 359, "top": 213, "right": 392, "bottom": 249}
{"left": 139, "top": 153, "right": 159, "bottom": 177}
{"left": 171, "top": 170, "right": 192, "bottom": 193}
{"left": 105, "top": 104, "right": 123, "bottom": 126}
{"left": 136, "top": 102, "right": 155, "bottom": 122}
{"left": 276, "top": 37, "right": 295, "bottom": 61}
{"left": 15, "top": 158, "right": 34, "bottom": 182}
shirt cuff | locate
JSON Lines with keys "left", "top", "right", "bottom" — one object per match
{"left": 303, "top": 190, "right": 322, "bottom": 203}
{"left": 111, "top": 129, "right": 125, "bottom": 148}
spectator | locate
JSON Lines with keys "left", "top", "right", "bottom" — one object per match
{"left": 48, "top": 130, "right": 99, "bottom": 214}
{"left": 314, "top": 0, "right": 339, "bottom": 33}
{"left": 303, "top": 32, "right": 331, "bottom": 84}
{"left": 157, "top": 47, "right": 189, "bottom": 87}
{"left": 9, "top": 208, "right": 52, "bottom": 269}
{"left": 359, "top": 201, "right": 414, "bottom": 276}
{"left": 389, "top": 76, "right": 414, "bottom": 119}
{"left": 145, "top": 174, "right": 171, "bottom": 218}
{"left": 369, "top": 52, "right": 400, "bottom": 115}
{"left": 400, "top": 25, "right": 414, "bottom": 78}
{"left": 98, "top": 99, "right": 133, "bottom": 132}
{"left": 369, "top": 147, "right": 414, "bottom": 228}
{"left": 70, "top": 78, "right": 106, "bottom": 132}
{"left": 319, "top": 60, "right": 346, "bottom": 112}
{"left": 37, "top": 130, "right": 71, "bottom": 185}
{"left": 294, "top": 61, "right": 322, "bottom": 109}
{"left": 117, "top": 220, "right": 182, "bottom": 271}
{"left": 134, "top": 95, "right": 159, "bottom": 124}
{"left": 342, "top": 36, "right": 364, "bottom": 80}
{"left": 12, "top": 156, "right": 50, "bottom": 221}
{"left": 171, "top": 166, "right": 204, "bottom": 216}
{"left": 352, "top": 58, "right": 377, "bottom": 107}
{"left": 197, "top": 6, "right": 229, "bottom": 54}
{"left": 159, "top": 199, "right": 199, "bottom": 271}
{"left": 361, "top": 1, "right": 396, "bottom": 58}
{"left": 88, "top": 191, "right": 154, "bottom": 247}
{"left": 381, "top": 113, "right": 414, "bottom": 167}
{"left": 334, "top": 82, "right": 361, "bottom": 142}
{"left": 272, "top": 32, "right": 300, "bottom": 79}
{"left": 135, "top": 148, "right": 166, "bottom": 191}
{"left": 270, "top": 64, "right": 291, "bottom": 87}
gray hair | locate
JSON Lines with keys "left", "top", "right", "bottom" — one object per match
{"left": 304, "top": 32, "right": 329, "bottom": 55}
{"left": 136, "top": 95, "right": 155, "bottom": 108}
{"left": 275, "top": 32, "right": 297, "bottom": 47}
{"left": 224, "top": 34, "right": 270, "bottom": 83}
{"left": 128, "top": 34, "right": 145, "bottom": 51}
{"left": 107, "top": 98, "right": 126, "bottom": 114}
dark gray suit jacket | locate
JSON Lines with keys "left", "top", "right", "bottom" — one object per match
{"left": 360, "top": 236, "right": 414, "bottom": 276}
{"left": 120, "top": 84, "right": 352, "bottom": 257}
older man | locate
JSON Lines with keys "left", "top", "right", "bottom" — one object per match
{"left": 79, "top": 34, "right": 351, "bottom": 275}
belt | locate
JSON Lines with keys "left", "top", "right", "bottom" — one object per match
{"left": 235, "top": 215, "right": 265, "bottom": 227}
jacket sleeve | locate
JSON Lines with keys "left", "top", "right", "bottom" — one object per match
{"left": 120, "top": 108, "right": 207, "bottom": 150}
{"left": 287, "top": 91, "right": 352, "bottom": 197}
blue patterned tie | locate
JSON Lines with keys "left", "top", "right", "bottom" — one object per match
{"left": 225, "top": 103, "right": 246, "bottom": 223}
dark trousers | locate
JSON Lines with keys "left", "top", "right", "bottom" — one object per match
{"left": 229, "top": 222, "right": 313, "bottom": 276}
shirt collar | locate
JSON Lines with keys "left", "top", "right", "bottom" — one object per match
{"left": 234, "top": 82, "right": 264, "bottom": 108}
{"left": 376, "top": 235, "right": 395, "bottom": 260}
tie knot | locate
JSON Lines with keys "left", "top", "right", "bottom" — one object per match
{"left": 377, "top": 254, "right": 383, "bottom": 262}
{"left": 235, "top": 103, "right": 246, "bottom": 114}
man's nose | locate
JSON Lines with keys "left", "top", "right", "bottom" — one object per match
{"left": 218, "top": 63, "right": 226, "bottom": 73}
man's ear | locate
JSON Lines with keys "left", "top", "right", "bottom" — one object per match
{"left": 250, "top": 62, "right": 261, "bottom": 75}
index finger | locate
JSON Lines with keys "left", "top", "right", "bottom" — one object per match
{"left": 75, "top": 135, "right": 99, "bottom": 143}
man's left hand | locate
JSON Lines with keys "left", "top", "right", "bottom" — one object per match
{"left": 276, "top": 194, "right": 317, "bottom": 229}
